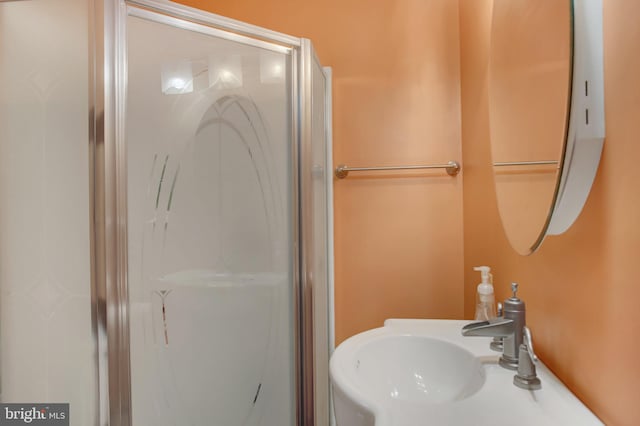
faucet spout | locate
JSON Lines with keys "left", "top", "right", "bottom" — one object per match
{"left": 462, "top": 282, "right": 526, "bottom": 371}
{"left": 461, "top": 318, "right": 514, "bottom": 337}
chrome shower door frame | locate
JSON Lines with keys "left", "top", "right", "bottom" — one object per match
{"left": 91, "top": 0, "right": 321, "bottom": 425}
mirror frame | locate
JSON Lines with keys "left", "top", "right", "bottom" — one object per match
{"left": 545, "top": 0, "right": 604, "bottom": 237}
{"left": 490, "top": 0, "right": 605, "bottom": 254}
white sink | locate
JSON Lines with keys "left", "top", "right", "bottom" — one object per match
{"left": 354, "top": 335, "right": 484, "bottom": 404}
{"left": 330, "top": 319, "right": 603, "bottom": 426}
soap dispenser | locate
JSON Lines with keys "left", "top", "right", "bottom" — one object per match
{"left": 474, "top": 266, "right": 496, "bottom": 321}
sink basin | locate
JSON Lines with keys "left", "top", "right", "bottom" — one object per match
{"left": 354, "top": 335, "right": 484, "bottom": 403}
{"left": 330, "top": 319, "right": 603, "bottom": 426}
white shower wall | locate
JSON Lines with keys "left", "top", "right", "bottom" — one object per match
{"left": 0, "top": 0, "right": 97, "bottom": 424}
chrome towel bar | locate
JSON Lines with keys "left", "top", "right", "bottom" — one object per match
{"left": 493, "top": 160, "right": 558, "bottom": 167}
{"left": 334, "top": 161, "right": 460, "bottom": 179}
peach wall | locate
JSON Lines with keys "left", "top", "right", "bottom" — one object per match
{"left": 460, "top": 1, "right": 640, "bottom": 424}
{"left": 176, "top": 0, "right": 465, "bottom": 343}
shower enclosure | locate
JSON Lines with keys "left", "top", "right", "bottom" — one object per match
{"left": 0, "top": 0, "right": 331, "bottom": 425}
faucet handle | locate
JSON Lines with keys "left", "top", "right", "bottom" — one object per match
{"left": 523, "top": 326, "right": 538, "bottom": 363}
{"left": 513, "top": 326, "right": 542, "bottom": 390}
{"left": 496, "top": 302, "right": 503, "bottom": 317}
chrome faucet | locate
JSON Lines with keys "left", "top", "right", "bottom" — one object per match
{"left": 490, "top": 302, "right": 504, "bottom": 352}
{"left": 461, "top": 282, "right": 526, "bottom": 370}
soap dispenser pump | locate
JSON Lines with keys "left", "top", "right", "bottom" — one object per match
{"left": 474, "top": 266, "right": 496, "bottom": 321}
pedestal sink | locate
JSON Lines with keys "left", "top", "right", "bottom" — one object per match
{"left": 330, "top": 319, "right": 603, "bottom": 426}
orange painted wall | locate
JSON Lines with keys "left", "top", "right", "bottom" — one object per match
{"left": 176, "top": 0, "right": 466, "bottom": 343}
{"left": 460, "top": 1, "right": 640, "bottom": 424}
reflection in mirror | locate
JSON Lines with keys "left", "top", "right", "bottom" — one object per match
{"left": 488, "top": 0, "right": 605, "bottom": 255}
{"left": 489, "top": 0, "right": 571, "bottom": 254}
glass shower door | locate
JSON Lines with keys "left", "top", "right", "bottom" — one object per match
{"left": 125, "top": 9, "right": 295, "bottom": 426}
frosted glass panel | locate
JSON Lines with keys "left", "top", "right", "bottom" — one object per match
{"left": 310, "top": 56, "right": 330, "bottom": 426}
{"left": 126, "top": 15, "right": 294, "bottom": 426}
{"left": 0, "top": 0, "right": 96, "bottom": 424}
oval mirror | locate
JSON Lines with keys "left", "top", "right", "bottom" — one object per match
{"left": 488, "top": 0, "right": 605, "bottom": 255}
